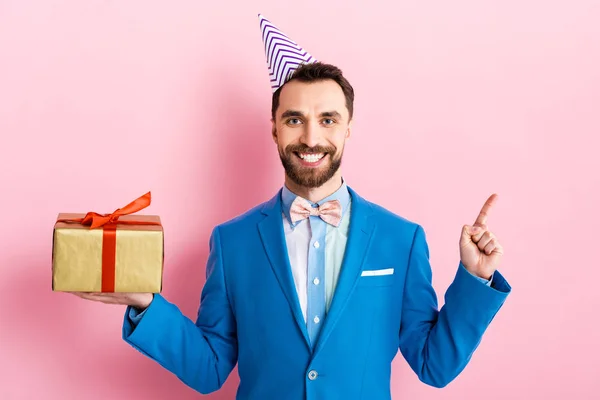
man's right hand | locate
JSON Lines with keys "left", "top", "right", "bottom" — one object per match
{"left": 70, "top": 292, "right": 154, "bottom": 311}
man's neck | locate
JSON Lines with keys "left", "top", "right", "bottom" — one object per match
{"left": 284, "top": 173, "right": 344, "bottom": 204}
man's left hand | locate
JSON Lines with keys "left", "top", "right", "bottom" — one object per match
{"left": 459, "top": 194, "right": 504, "bottom": 280}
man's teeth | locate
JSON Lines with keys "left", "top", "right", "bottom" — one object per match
{"left": 299, "top": 153, "right": 325, "bottom": 163}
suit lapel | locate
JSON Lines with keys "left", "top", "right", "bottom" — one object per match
{"left": 313, "top": 187, "right": 376, "bottom": 356}
{"left": 258, "top": 191, "right": 311, "bottom": 348}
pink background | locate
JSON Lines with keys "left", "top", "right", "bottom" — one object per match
{"left": 1, "top": 0, "right": 598, "bottom": 399}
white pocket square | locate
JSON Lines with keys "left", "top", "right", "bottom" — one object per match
{"left": 361, "top": 268, "right": 394, "bottom": 277}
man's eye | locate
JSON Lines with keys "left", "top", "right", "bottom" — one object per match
{"left": 287, "top": 118, "right": 302, "bottom": 125}
{"left": 322, "top": 118, "right": 335, "bottom": 125}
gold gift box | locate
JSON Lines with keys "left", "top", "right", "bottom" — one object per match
{"left": 52, "top": 213, "right": 164, "bottom": 293}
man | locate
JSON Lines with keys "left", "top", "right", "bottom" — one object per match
{"left": 74, "top": 15, "right": 511, "bottom": 399}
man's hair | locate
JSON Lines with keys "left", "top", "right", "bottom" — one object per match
{"left": 271, "top": 62, "right": 355, "bottom": 121}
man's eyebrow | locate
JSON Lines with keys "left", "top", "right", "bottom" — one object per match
{"left": 280, "top": 110, "right": 304, "bottom": 119}
{"left": 320, "top": 111, "right": 342, "bottom": 119}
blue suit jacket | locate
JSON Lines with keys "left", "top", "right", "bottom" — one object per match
{"left": 122, "top": 187, "right": 511, "bottom": 399}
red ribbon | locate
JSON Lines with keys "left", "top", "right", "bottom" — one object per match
{"left": 57, "top": 192, "right": 160, "bottom": 292}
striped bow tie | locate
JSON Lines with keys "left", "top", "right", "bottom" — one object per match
{"left": 290, "top": 197, "right": 342, "bottom": 227}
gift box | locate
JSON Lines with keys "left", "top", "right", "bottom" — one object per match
{"left": 52, "top": 192, "right": 164, "bottom": 293}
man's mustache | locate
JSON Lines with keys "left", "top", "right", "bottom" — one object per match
{"left": 285, "top": 144, "right": 336, "bottom": 154}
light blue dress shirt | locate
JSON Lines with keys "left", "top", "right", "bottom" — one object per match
{"left": 280, "top": 180, "right": 352, "bottom": 346}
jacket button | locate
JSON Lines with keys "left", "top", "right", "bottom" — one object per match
{"left": 308, "top": 370, "right": 318, "bottom": 380}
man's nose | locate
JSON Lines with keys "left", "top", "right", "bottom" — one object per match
{"left": 300, "top": 121, "right": 322, "bottom": 149}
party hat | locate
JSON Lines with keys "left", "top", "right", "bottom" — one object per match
{"left": 258, "top": 14, "right": 317, "bottom": 92}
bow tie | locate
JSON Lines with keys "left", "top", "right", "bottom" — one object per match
{"left": 289, "top": 196, "right": 342, "bottom": 227}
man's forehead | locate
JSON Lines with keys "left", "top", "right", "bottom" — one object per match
{"left": 278, "top": 80, "right": 347, "bottom": 116}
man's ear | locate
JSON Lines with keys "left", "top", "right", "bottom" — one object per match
{"left": 346, "top": 119, "right": 353, "bottom": 140}
{"left": 271, "top": 119, "right": 278, "bottom": 144}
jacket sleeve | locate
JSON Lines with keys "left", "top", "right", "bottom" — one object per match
{"left": 398, "top": 225, "right": 511, "bottom": 388}
{"left": 122, "top": 226, "right": 238, "bottom": 394}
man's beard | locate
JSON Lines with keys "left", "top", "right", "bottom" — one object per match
{"left": 279, "top": 143, "right": 343, "bottom": 188}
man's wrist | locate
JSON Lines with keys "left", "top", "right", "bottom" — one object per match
{"left": 132, "top": 293, "right": 154, "bottom": 311}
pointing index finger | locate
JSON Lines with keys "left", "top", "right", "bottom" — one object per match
{"left": 475, "top": 193, "right": 498, "bottom": 226}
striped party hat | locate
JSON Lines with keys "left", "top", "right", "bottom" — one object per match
{"left": 258, "top": 14, "right": 317, "bottom": 92}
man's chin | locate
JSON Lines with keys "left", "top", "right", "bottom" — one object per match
{"left": 287, "top": 169, "right": 335, "bottom": 188}
{"left": 291, "top": 164, "right": 329, "bottom": 177}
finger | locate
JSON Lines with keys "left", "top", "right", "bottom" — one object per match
{"left": 474, "top": 193, "right": 498, "bottom": 226}
{"left": 493, "top": 241, "right": 504, "bottom": 256}
{"left": 483, "top": 238, "right": 498, "bottom": 255}
{"left": 68, "top": 291, "right": 98, "bottom": 298}
{"left": 460, "top": 225, "right": 483, "bottom": 246}
{"left": 460, "top": 225, "right": 476, "bottom": 246}
{"left": 85, "top": 293, "right": 128, "bottom": 303}
{"left": 471, "top": 224, "right": 488, "bottom": 242}
{"left": 71, "top": 292, "right": 102, "bottom": 301}
{"left": 477, "top": 231, "right": 495, "bottom": 252}
{"left": 70, "top": 292, "right": 123, "bottom": 304}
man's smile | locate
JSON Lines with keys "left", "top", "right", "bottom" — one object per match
{"left": 295, "top": 152, "right": 328, "bottom": 167}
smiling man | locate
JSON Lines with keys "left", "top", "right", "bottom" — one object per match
{"left": 73, "top": 15, "right": 511, "bottom": 399}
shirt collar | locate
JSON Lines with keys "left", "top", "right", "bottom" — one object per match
{"left": 281, "top": 179, "right": 351, "bottom": 229}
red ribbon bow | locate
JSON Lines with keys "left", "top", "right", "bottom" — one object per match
{"left": 79, "top": 191, "right": 153, "bottom": 229}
